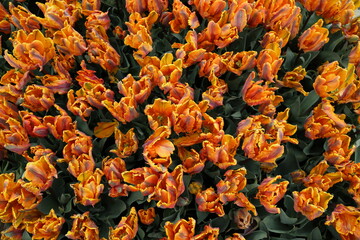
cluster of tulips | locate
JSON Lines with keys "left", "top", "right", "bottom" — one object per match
{"left": 0, "top": 0, "right": 360, "bottom": 239}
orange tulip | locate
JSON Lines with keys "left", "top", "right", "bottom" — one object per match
{"left": 0, "top": 173, "right": 42, "bottom": 223}
{"left": 226, "top": 233, "right": 246, "bottom": 240}
{"left": 67, "top": 89, "right": 94, "bottom": 121}
{"left": 201, "top": 134, "right": 240, "bottom": 170}
{"left": 172, "top": 99, "right": 207, "bottom": 134}
{"left": 290, "top": 169, "right": 307, "bottom": 184}
{"left": 164, "top": 217, "right": 196, "bottom": 240}
{"left": 304, "top": 101, "right": 352, "bottom": 140}
{"left": 38, "top": 74, "right": 71, "bottom": 95}
{"left": 242, "top": 71, "right": 282, "bottom": 107}
{"left": 233, "top": 208, "right": 253, "bottom": 230}
{"left": 0, "top": 69, "right": 30, "bottom": 91}
{"left": 23, "top": 155, "right": 57, "bottom": 193}
{"left": 256, "top": 43, "right": 284, "bottom": 82}
{"left": 0, "top": 97, "right": 19, "bottom": 129}
{"left": 349, "top": 42, "right": 360, "bottom": 67}
{"left": 4, "top": 30, "right": 55, "bottom": 71}
{"left": 196, "top": 187, "right": 225, "bottom": 217}
{"left": 22, "top": 85, "right": 55, "bottom": 112}
{"left": 122, "top": 167, "right": 160, "bottom": 196}
{"left": 138, "top": 208, "right": 156, "bottom": 225}
{"left": 43, "top": 105, "right": 76, "bottom": 140}
{"left": 0, "top": 118, "right": 30, "bottom": 155}
{"left": 178, "top": 147, "right": 204, "bottom": 174}
{"left": 293, "top": 187, "right": 333, "bottom": 220}
{"left": 71, "top": 169, "right": 104, "bottom": 206}
{"left": 172, "top": 30, "right": 206, "bottom": 68}
{"left": 102, "top": 157, "right": 128, "bottom": 197}
{"left": 143, "top": 126, "right": 175, "bottom": 170}
{"left": 144, "top": 98, "right": 175, "bottom": 130}
{"left": 125, "top": 0, "right": 147, "bottom": 13}
{"left": 118, "top": 74, "right": 153, "bottom": 104}
{"left": 82, "top": 0, "right": 101, "bottom": 13}
{"left": 151, "top": 165, "right": 185, "bottom": 208}
{"left": 53, "top": 22, "right": 87, "bottom": 56}
{"left": 267, "top": 3, "right": 301, "bottom": 39}
{"left": 202, "top": 84, "right": 227, "bottom": 109}
{"left": 0, "top": 3, "right": 11, "bottom": 34}
{"left": 325, "top": 204, "right": 360, "bottom": 240}
{"left": 277, "top": 66, "right": 308, "bottom": 96}
{"left": 0, "top": 173, "right": 23, "bottom": 223}
{"left": 341, "top": 162, "right": 360, "bottom": 204}
{"left": 261, "top": 30, "right": 290, "bottom": 49}
{"left": 237, "top": 115, "right": 285, "bottom": 168}
{"left": 167, "top": 82, "right": 195, "bottom": 104}
{"left": 324, "top": 135, "right": 355, "bottom": 166}
{"left": 126, "top": 11, "right": 158, "bottom": 35}
{"left": 30, "top": 209, "right": 65, "bottom": 240}
{"left": 111, "top": 128, "right": 138, "bottom": 159}
{"left": 62, "top": 134, "right": 92, "bottom": 167}
{"left": 109, "top": 207, "right": 138, "bottom": 240}
{"left": 298, "top": 0, "right": 355, "bottom": 25}
{"left": 66, "top": 212, "right": 100, "bottom": 240}
{"left": 36, "top": 0, "right": 81, "bottom": 30}
{"left": 85, "top": 11, "right": 111, "bottom": 30}
{"left": 76, "top": 60, "right": 104, "bottom": 85}
{"left": 126, "top": 0, "right": 168, "bottom": 14}
{"left": 169, "top": 0, "right": 199, "bottom": 33}
{"left": 22, "top": 145, "right": 55, "bottom": 162}
{"left": 1, "top": 225, "right": 24, "bottom": 240}
{"left": 255, "top": 175, "right": 289, "bottom": 214}
{"left": 189, "top": 0, "right": 226, "bottom": 21}
{"left": 216, "top": 168, "right": 247, "bottom": 203}
{"left": 19, "top": 111, "right": 48, "bottom": 138}
{"left": 198, "top": 52, "right": 230, "bottom": 77}
{"left": 0, "top": 80, "right": 24, "bottom": 103}
{"left": 102, "top": 97, "right": 139, "bottom": 124}
{"left": 227, "top": 51, "right": 257, "bottom": 76}
{"left": 302, "top": 160, "right": 343, "bottom": 191}
{"left": 198, "top": 21, "right": 239, "bottom": 51}
{"left": 8, "top": 3, "right": 40, "bottom": 32}
{"left": 313, "top": 61, "right": 347, "bottom": 99}
{"left": 68, "top": 151, "right": 96, "bottom": 178}
{"left": 298, "top": 19, "right": 329, "bottom": 52}
{"left": 87, "top": 37, "right": 121, "bottom": 73}
{"left": 194, "top": 225, "right": 220, "bottom": 240}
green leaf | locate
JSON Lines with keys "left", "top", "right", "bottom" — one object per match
{"left": 126, "top": 191, "right": 145, "bottom": 205}
{"left": 76, "top": 116, "right": 94, "bottom": 136}
{"left": 299, "top": 51, "right": 320, "bottom": 68}
{"left": 300, "top": 90, "right": 320, "bottom": 114}
{"left": 97, "top": 197, "right": 126, "bottom": 220}
{"left": 196, "top": 208, "right": 209, "bottom": 223}
{"left": 308, "top": 227, "right": 322, "bottom": 240}
{"left": 263, "top": 214, "right": 294, "bottom": 233}
{"left": 22, "top": 231, "right": 32, "bottom": 240}
{"left": 279, "top": 209, "right": 298, "bottom": 225}
{"left": 37, "top": 195, "right": 59, "bottom": 214}
{"left": 283, "top": 47, "right": 296, "bottom": 71}
{"left": 355, "top": 146, "right": 360, "bottom": 163}
{"left": 246, "top": 230, "right": 267, "bottom": 240}
{"left": 210, "top": 215, "right": 230, "bottom": 233}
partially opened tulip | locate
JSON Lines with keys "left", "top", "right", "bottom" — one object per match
{"left": 298, "top": 19, "right": 329, "bottom": 52}
{"left": 5, "top": 30, "right": 55, "bottom": 71}
{"left": 293, "top": 187, "right": 333, "bottom": 220}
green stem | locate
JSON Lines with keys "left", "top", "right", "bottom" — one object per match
{"left": 300, "top": 11, "right": 315, "bottom": 34}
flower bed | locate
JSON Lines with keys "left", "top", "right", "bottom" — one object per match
{"left": 0, "top": 0, "right": 360, "bottom": 239}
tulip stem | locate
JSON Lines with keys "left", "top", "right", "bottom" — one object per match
{"left": 300, "top": 11, "right": 315, "bottom": 33}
